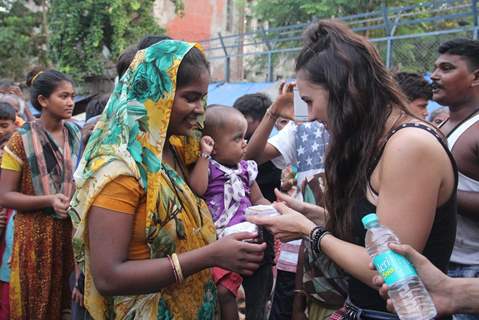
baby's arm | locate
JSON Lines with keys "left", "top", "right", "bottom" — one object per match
{"left": 188, "top": 136, "right": 214, "bottom": 196}
{"left": 250, "top": 182, "right": 270, "bottom": 205}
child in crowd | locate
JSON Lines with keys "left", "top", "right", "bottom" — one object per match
{"left": 0, "top": 102, "right": 18, "bottom": 319}
{"left": 0, "top": 103, "right": 16, "bottom": 154}
{"left": 188, "top": 106, "right": 271, "bottom": 320}
{"left": 0, "top": 96, "right": 24, "bottom": 128}
{"left": 0, "top": 70, "right": 81, "bottom": 320}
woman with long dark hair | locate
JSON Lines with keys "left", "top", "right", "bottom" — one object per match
{"left": 249, "top": 20, "right": 457, "bottom": 319}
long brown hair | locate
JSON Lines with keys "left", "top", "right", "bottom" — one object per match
{"left": 295, "top": 20, "right": 411, "bottom": 241}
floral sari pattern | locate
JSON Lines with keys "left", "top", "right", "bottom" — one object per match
{"left": 69, "top": 40, "right": 217, "bottom": 319}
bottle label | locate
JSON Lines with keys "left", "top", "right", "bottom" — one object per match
{"left": 373, "top": 249, "right": 417, "bottom": 286}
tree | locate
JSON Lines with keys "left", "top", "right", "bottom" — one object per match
{"left": 252, "top": 0, "right": 382, "bottom": 28}
{"left": 0, "top": 0, "right": 46, "bottom": 81}
{"left": 251, "top": 1, "right": 438, "bottom": 30}
{"left": 48, "top": 0, "right": 164, "bottom": 83}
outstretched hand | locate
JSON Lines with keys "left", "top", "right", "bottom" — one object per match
{"left": 274, "top": 189, "right": 327, "bottom": 226}
{"left": 274, "top": 188, "right": 304, "bottom": 212}
{"left": 371, "top": 243, "right": 454, "bottom": 317}
{"left": 213, "top": 232, "right": 266, "bottom": 276}
{"left": 247, "top": 202, "right": 316, "bottom": 242}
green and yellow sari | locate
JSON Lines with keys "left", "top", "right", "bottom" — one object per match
{"left": 69, "top": 40, "right": 217, "bottom": 320}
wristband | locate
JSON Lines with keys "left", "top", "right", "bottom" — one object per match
{"left": 309, "top": 226, "right": 329, "bottom": 255}
{"left": 167, "top": 255, "right": 179, "bottom": 283}
{"left": 171, "top": 253, "right": 184, "bottom": 283}
{"left": 266, "top": 107, "right": 280, "bottom": 120}
{"left": 293, "top": 289, "right": 306, "bottom": 295}
{"left": 200, "top": 152, "right": 211, "bottom": 160}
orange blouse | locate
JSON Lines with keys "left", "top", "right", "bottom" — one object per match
{"left": 92, "top": 175, "right": 149, "bottom": 260}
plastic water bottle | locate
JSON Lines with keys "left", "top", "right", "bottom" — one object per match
{"left": 362, "top": 213, "right": 437, "bottom": 320}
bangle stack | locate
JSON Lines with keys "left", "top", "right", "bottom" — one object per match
{"left": 168, "top": 253, "right": 184, "bottom": 284}
{"left": 309, "top": 226, "right": 330, "bottom": 255}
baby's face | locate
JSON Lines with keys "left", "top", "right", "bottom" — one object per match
{"left": 213, "top": 115, "right": 248, "bottom": 167}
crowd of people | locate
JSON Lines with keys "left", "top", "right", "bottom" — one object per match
{"left": 0, "top": 19, "right": 477, "bottom": 320}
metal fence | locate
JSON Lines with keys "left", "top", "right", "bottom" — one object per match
{"left": 199, "top": 0, "right": 478, "bottom": 82}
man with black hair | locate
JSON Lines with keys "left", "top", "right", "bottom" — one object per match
{"left": 394, "top": 72, "right": 432, "bottom": 119}
{"left": 116, "top": 36, "right": 172, "bottom": 80}
{"left": 137, "top": 35, "right": 171, "bottom": 50}
{"left": 432, "top": 38, "right": 479, "bottom": 320}
{"left": 116, "top": 47, "right": 138, "bottom": 80}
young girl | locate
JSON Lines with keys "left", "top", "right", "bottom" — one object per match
{"left": 0, "top": 70, "right": 81, "bottom": 320}
{"left": 189, "top": 105, "right": 271, "bottom": 320}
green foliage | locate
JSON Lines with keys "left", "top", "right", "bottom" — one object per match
{"left": 250, "top": 0, "right": 469, "bottom": 75}
{"left": 252, "top": 0, "right": 377, "bottom": 27}
{"left": 0, "top": 0, "right": 46, "bottom": 81}
{"left": 170, "top": 0, "right": 184, "bottom": 15}
{"left": 48, "top": 0, "right": 164, "bottom": 82}
{"left": 252, "top": 0, "right": 429, "bottom": 28}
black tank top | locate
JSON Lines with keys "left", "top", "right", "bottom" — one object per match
{"left": 348, "top": 123, "right": 458, "bottom": 311}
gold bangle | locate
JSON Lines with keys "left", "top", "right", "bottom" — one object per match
{"left": 293, "top": 289, "right": 306, "bottom": 295}
{"left": 171, "top": 253, "right": 184, "bottom": 283}
{"left": 167, "top": 255, "right": 179, "bottom": 283}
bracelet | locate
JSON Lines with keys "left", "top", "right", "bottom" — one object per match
{"left": 309, "top": 226, "right": 329, "bottom": 256}
{"left": 167, "top": 255, "right": 179, "bottom": 283}
{"left": 171, "top": 253, "right": 184, "bottom": 283}
{"left": 309, "top": 226, "right": 321, "bottom": 241}
{"left": 266, "top": 107, "right": 280, "bottom": 121}
{"left": 293, "top": 289, "right": 306, "bottom": 295}
{"left": 200, "top": 152, "right": 211, "bottom": 160}
{"left": 316, "top": 231, "right": 331, "bottom": 254}
{"left": 309, "top": 226, "right": 322, "bottom": 252}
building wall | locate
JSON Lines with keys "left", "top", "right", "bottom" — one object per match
{"left": 153, "top": 0, "right": 251, "bottom": 82}
{"left": 154, "top": 0, "right": 227, "bottom": 42}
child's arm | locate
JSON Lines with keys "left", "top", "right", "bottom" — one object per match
{"left": 245, "top": 82, "right": 294, "bottom": 164}
{"left": 188, "top": 136, "right": 214, "bottom": 197}
{"left": 250, "top": 181, "right": 270, "bottom": 205}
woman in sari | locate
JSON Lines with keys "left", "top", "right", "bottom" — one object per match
{"left": 0, "top": 70, "right": 81, "bottom": 319}
{"left": 68, "top": 40, "right": 266, "bottom": 319}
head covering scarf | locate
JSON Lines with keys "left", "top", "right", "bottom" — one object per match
{"left": 69, "top": 40, "right": 216, "bottom": 319}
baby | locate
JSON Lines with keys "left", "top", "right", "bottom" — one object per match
{"left": 189, "top": 106, "right": 270, "bottom": 320}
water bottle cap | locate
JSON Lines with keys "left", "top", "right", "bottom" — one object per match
{"left": 361, "top": 213, "right": 378, "bottom": 228}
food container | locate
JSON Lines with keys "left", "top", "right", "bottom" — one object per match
{"left": 223, "top": 222, "right": 262, "bottom": 242}
{"left": 245, "top": 205, "right": 279, "bottom": 217}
